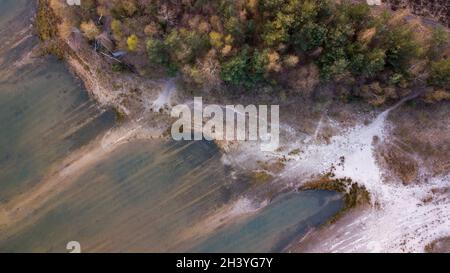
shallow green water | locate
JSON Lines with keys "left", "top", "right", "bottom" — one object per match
{"left": 191, "top": 191, "right": 342, "bottom": 253}
{"left": 0, "top": 1, "right": 343, "bottom": 253}
{"left": 0, "top": 57, "right": 116, "bottom": 201}
{"left": 0, "top": 138, "right": 342, "bottom": 252}
{"left": 0, "top": 0, "right": 27, "bottom": 26}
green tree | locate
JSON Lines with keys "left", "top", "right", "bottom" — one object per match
{"left": 292, "top": 22, "right": 327, "bottom": 52}
{"left": 220, "top": 49, "right": 268, "bottom": 88}
{"left": 163, "top": 29, "right": 209, "bottom": 66}
{"left": 182, "top": 30, "right": 209, "bottom": 64}
{"left": 221, "top": 51, "right": 249, "bottom": 86}
{"left": 147, "top": 38, "right": 168, "bottom": 65}
{"left": 378, "top": 24, "right": 421, "bottom": 73}
{"left": 348, "top": 43, "right": 386, "bottom": 77}
{"left": 147, "top": 37, "right": 180, "bottom": 75}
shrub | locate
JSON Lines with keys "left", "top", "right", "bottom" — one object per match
{"left": 342, "top": 2, "right": 371, "bottom": 28}
{"left": 163, "top": 29, "right": 209, "bottom": 66}
{"left": 121, "top": 0, "right": 137, "bottom": 16}
{"left": 292, "top": 22, "right": 328, "bottom": 52}
{"left": 127, "top": 34, "right": 139, "bottom": 52}
{"left": 147, "top": 38, "right": 168, "bottom": 65}
{"left": 80, "top": 20, "right": 100, "bottom": 40}
{"left": 317, "top": 46, "right": 348, "bottom": 80}
{"left": 144, "top": 23, "right": 159, "bottom": 37}
{"left": 110, "top": 0, "right": 137, "bottom": 18}
{"left": 221, "top": 51, "right": 249, "bottom": 86}
{"left": 147, "top": 38, "right": 178, "bottom": 75}
{"left": 262, "top": 13, "right": 292, "bottom": 46}
{"left": 79, "top": 0, "right": 97, "bottom": 20}
{"left": 224, "top": 17, "right": 246, "bottom": 43}
{"left": 429, "top": 27, "right": 449, "bottom": 60}
{"left": 220, "top": 49, "right": 268, "bottom": 88}
{"left": 378, "top": 24, "right": 421, "bottom": 73}
{"left": 111, "top": 19, "right": 123, "bottom": 41}
{"left": 428, "top": 58, "right": 450, "bottom": 89}
{"left": 182, "top": 30, "right": 209, "bottom": 64}
{"left": 348, "top": 43, "right": 386, "bottom": 77}
{"left": 112, "top": 63, "right": 128, "bottom": 72}
{"left": 209, "top": 31, "right": 224, "bottom": 49}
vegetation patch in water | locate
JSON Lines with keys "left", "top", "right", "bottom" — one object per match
{"left": 299, "top": 171, "right": 371, "bottom": 224}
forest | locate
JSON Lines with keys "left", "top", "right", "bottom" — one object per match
{"left": 67, "top": 0, "right": 449, "bottom": 100}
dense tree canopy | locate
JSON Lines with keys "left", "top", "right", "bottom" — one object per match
{"left": 75, "top": 0, "right": 449, "bottom": 93}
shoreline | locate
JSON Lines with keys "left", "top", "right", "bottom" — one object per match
{"left": 33, "top": 0, "right": 367, "bottom": 249}
{"left": 32, "top": 0, "right": 450, "bottom": 253}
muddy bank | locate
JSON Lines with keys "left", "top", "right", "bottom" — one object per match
{"left": 286, "top": 100, "right": 450, "bottom": 252}
{"left": 387, "top": 101, "right": 450, "bottom": 180}
{"left": 285, "top": 205, "right": 371, "bottom": 253}
{"left": 426, "top": 237, "right": 450, "bottom": 253}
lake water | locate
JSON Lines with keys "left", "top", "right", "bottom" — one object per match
{"left": 0, "top": 0, "right": 343, "bottom": 253}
